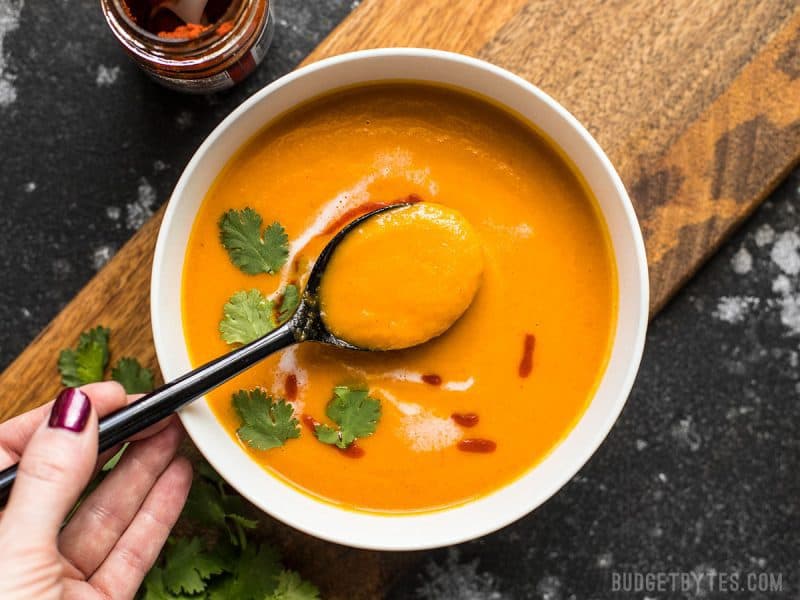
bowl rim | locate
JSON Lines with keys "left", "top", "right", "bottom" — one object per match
{"left": 152, "top": 47, "right": 649, "bottom": 550}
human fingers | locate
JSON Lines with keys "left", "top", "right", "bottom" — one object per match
{"left": 59, "top": 421, "right": 185, "bottom": 577}
{"left": 88, "top": 457, "right": 192, "bottom": 599}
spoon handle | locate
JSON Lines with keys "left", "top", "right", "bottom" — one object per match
{"left": 0, "top": 324, "right": 296, "bottom": 508}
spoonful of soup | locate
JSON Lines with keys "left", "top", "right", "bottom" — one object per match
{"left": 0, "top": 202, "right": 483, "bottom": 506}
{"left": 309, "top": 202, "right": 484, "bottom": 350}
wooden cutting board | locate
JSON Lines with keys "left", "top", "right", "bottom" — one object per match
{"left": 2, "top": 0, "right": 799, "bottom": 597}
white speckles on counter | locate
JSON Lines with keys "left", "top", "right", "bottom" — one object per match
{"left": 416, "top": 549, "right": 507, "bottom": 600}
{"left": 722, "top": 358, "right": 747, "bottom": 375}
{"left": 106, "top": 205, "right": 121, "bottom": 221}
{"left": 770, "top": 231, "right": 800, "bottom": 275}
{"left": 0, "top": 0, "right": 23, "bottom": 108}
{"left": 771, "top": 274, "right": 800, "bottom": 335}
{"left": 725, "top": 405, "right": 755, "bottom": 420}
{"left": 95, "top": 64, "right": 120, "bottom": 87}
{"left": 176, "top": 110, "right": 193, "bottom": 130}
{"left": 126, "top": 177, "right": 156, "bottom": 230}
{"left": 22, "top": 180, "right": 35, "bottom": 192}
{"left": 91, "top": 244, "right": 115, "bottom": 270}
{"left": 650, "top": 524, "right": 664, "bottom": 538}
{"left": 754, "top": 223, "right": 775, "bottom": 247}
{"left": 712, "top": 296, "right": 760, "bottom": 323}
{"left": 535, "top": 575, "right": 563, "bottom": 600}
{"left": 595, "top": 552, "right": 614, "bottom": 568}
{"left": 52, "top": 257, "right": 72, "bottom": 280}
{"left": 635, "top": 438, "right": 648, "bottom": 451}
{"left": 750, "top": 556, "right": 768, "bottom": 569}
{"left": 714, "top": 221, "right": 800, "bottom": 336}
{"left": 671, "top": 416, "right": 701, "bottom": 451}
{"left": 771, "top": 273, "right": 791, "bottom": 295}
{"left": 730, "top": 246, "right": 752, "bottom": 274}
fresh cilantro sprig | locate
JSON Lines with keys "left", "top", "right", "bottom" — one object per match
{"left": 162, "top": 537, "right": 227, "bottom": 595}
{"left": 273, "top": 571, "right": 321, "bottom": 599}
{"left": 219, "top": 285, "right": 301, "bottom": 346}
{"left": 277, "top": 284, "right": 299, "bottom": 323}
{"left": 206, "top": 543, "right": 283, "bottom": 600}
{"left": 58, "top": 326, "right": 155, "bottom": 394}
{"left": 219, "top": 208, "right": 289, "bottom": 275}
{"left": 112, "top": 357, "right": 155, "bottom": 393}
{"left": 219, "top": 290, "right": 277, "bottom": 345}
{"left": 140, "top": 460, "right": 320, "bottom": 600}
{"left": 182, "top": 477, "right": 258, "bottom": 548}
{"left": 233, "top": 389, "right": 300, "bottom": 450}
{"left": 315, "top": 386, "right": 382, "bottom": 449}
{"left": 58, "top": 326, "right": 110, "bottom": 386}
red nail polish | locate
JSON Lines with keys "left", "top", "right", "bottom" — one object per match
{"left": 49, "top": 388, "right": 91, "bottom": 432}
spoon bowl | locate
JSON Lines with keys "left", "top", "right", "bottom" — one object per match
{"left": 289, "top": 202, "right": 410, "bottom": 350}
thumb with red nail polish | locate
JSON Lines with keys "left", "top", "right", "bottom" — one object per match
{"left": 7, "top": 388, "right": 97, "bottom": 537}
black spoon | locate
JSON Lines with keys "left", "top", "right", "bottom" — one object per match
{"left": 0, "top": 203, "right": 408, "bottom": 508}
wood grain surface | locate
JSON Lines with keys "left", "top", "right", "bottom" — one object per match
{"left": 1, "top": 0, "right": 799, "bottom": 597}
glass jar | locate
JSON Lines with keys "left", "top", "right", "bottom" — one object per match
{"left": 100, "top": 0, "right": 273, "bottom": 93}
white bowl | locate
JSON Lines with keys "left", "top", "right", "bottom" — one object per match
{"left": 151, "top": 48, "right": 649, "bottom": 551}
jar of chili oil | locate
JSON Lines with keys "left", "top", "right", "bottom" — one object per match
{"left": 101, "top": 0, "right": 273, "bottom": 93}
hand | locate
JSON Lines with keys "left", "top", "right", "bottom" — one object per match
{"left": 0, "top": 382, "right": 193, "bottom": 600}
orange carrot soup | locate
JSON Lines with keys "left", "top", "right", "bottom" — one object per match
{"left": 181, "top": 83, "right": 618, "bottom": 513}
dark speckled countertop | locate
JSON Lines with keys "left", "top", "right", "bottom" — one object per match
{"left": 0, "top": 1, "right": 797, "bottom": 598}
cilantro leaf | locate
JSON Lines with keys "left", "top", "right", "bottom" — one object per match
{"left": 233, "top": 389, "right": 300, "bottom": 450}
{"left": 314, "top": 386, "right": 382, "bottom": 449}
{"left": 314, "top": 424, "right": 341, "bottom": 446}
{"left": 221, "top": 492, "right": 260, "bottom": 534}
{"left": 111, "top": 357, "right": 154, "bottom": 393}
{"left": 102, "top": 444, "right": 126, "bottom": 471}
{"left": 278, "top": 284, "right": 300, "bottom": 323}
{"left": 182, "top": 477, "right": 258, "bottom": 548}
{"left": 162, "top": 537, "right": 226, "bottom": 595}
{"left": 220, "top": 289, "right": 277, "bottom": 346}
{"left": 206, "top": 577, "right": 238, "bottom": 600}
{"left": 223, "top": 543, "right": 282, "bottom": 600}
{"left": 219, "top": 208, "right": 289, "bottom": 275}
{"left": 58, "top": 326, "right": 110, "bottom": 386}
{"left": 227, "top": 513, "right": 259, "bottom": 547}
{"left": 182, "top": 478, "right": 227, "bottom": 529}
{"left": 141, "top": 566, "right": 195, "bottom": 600}
{"left": 270, "top": 570, "right": 321, "bottom": 600}
{"left": 196, "top": 458, "right": 225, "bottom": 486}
